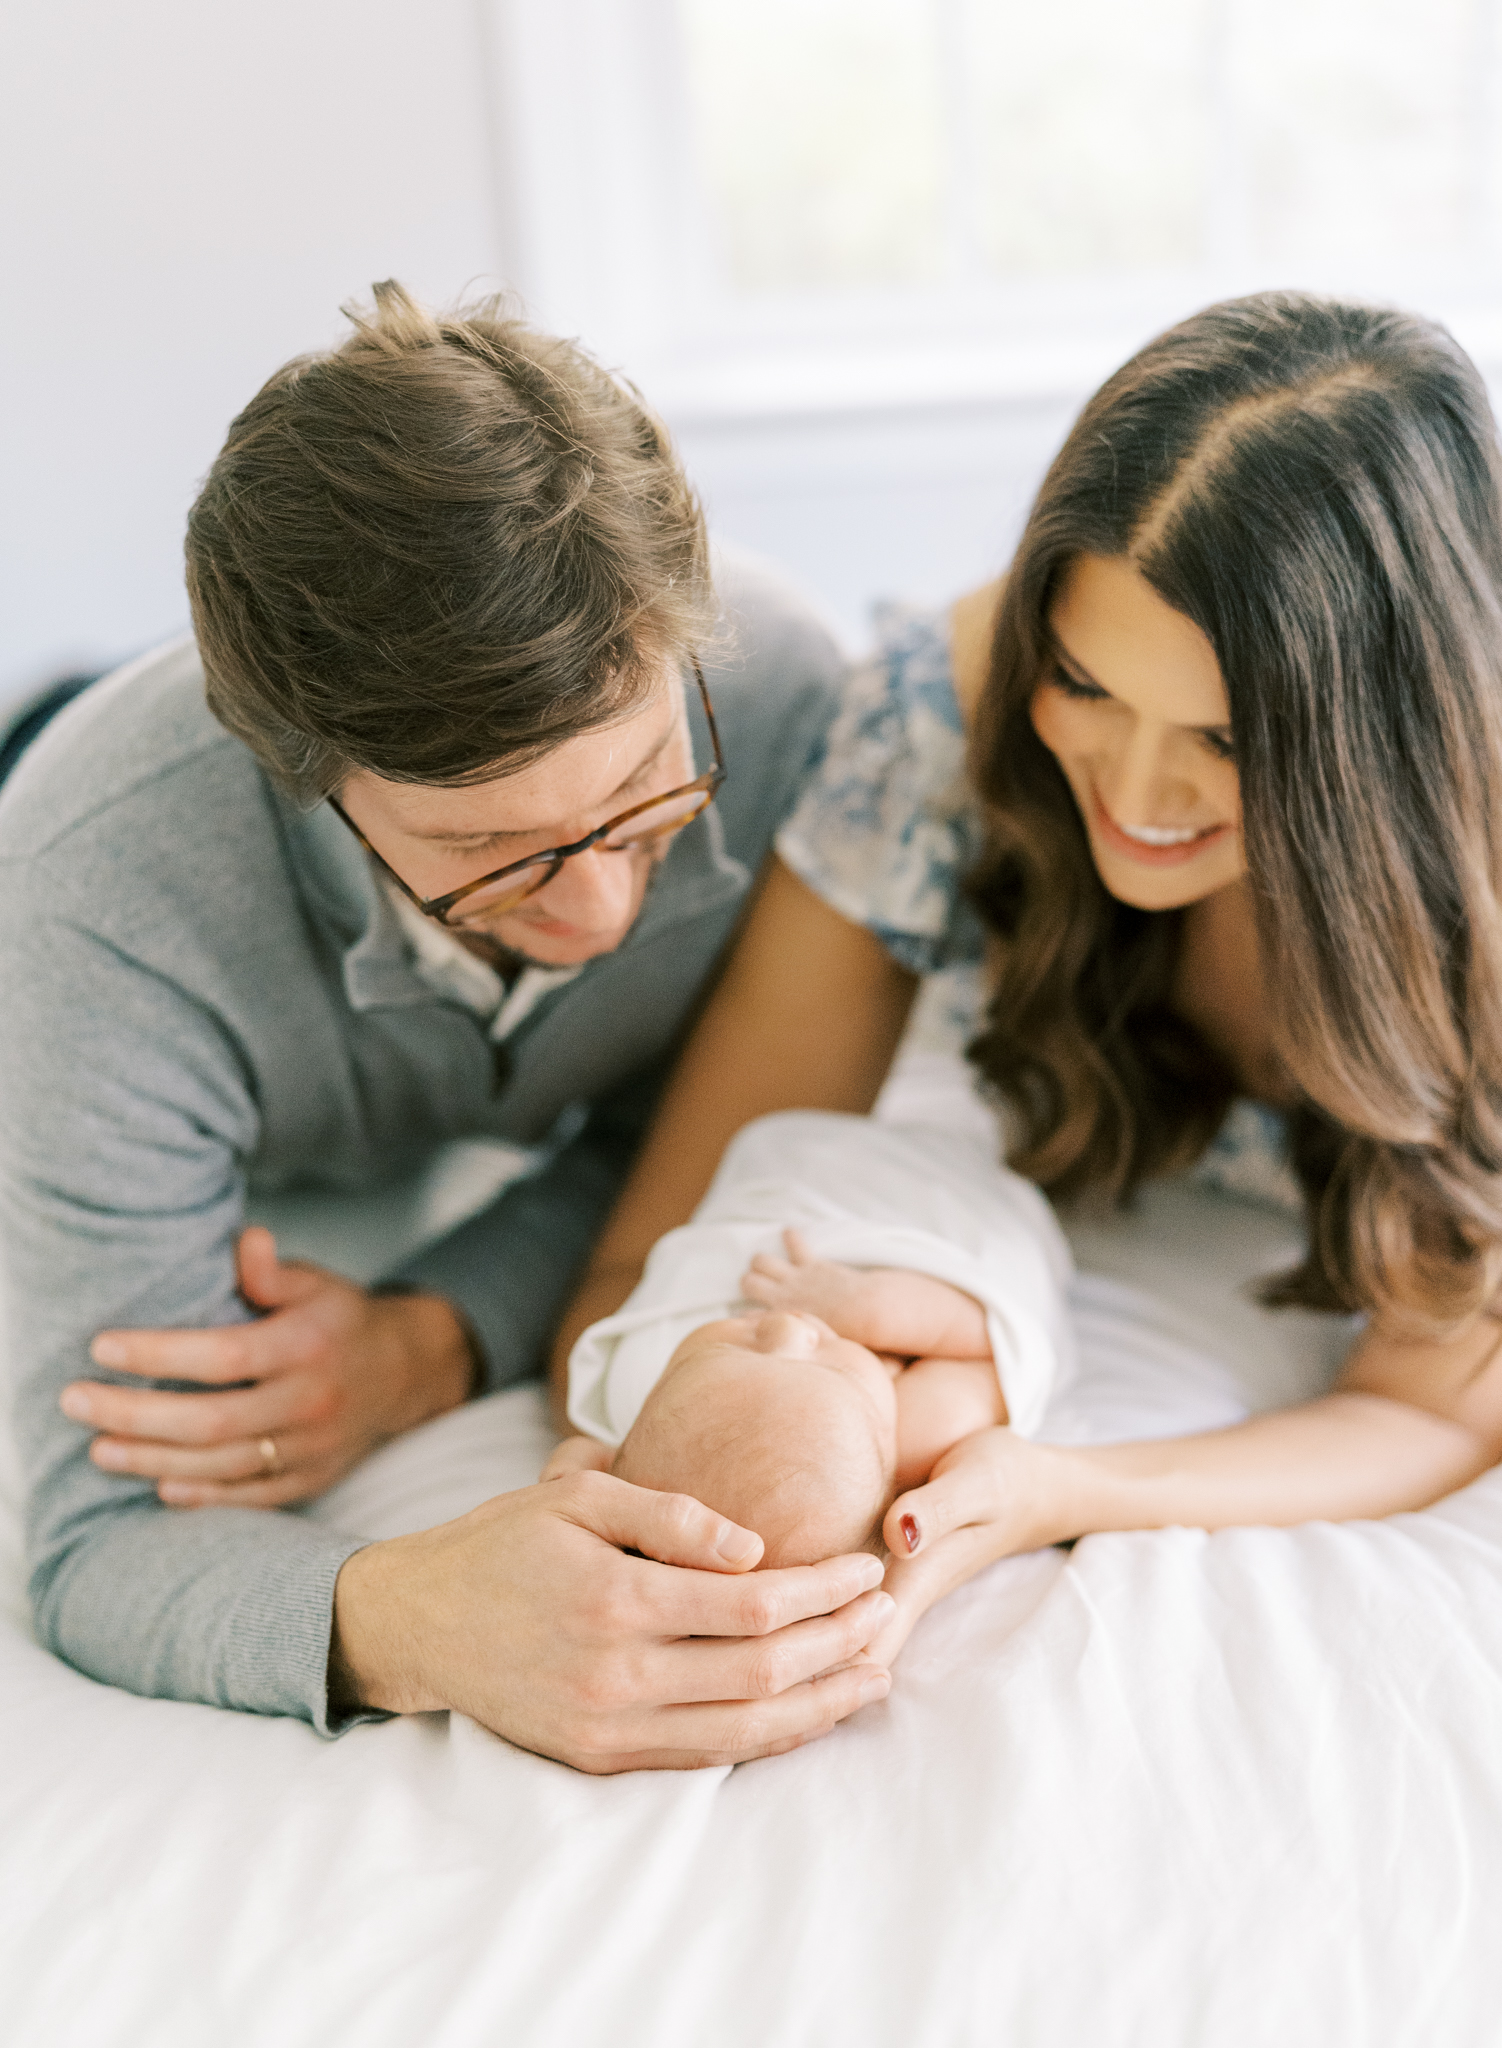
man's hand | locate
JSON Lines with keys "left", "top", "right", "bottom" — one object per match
{"left": 59, "top": 1226, "right": 476, "bottom": 1507}
{"left": 330, "top": 1468, "right": 895, "bottom": 1772}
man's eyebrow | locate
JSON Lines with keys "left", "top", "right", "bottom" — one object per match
{"left": 407, "top": 713, "right": 680, "bottom": 848}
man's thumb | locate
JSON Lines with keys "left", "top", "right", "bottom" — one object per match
{"left": 236, "top": 1225, "right": 319, "bottom": 1309}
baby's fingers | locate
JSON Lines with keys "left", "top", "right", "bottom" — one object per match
{"left": 746, "top": 1252, "right": 794, "bottom": 1280}
{"left": 741, "top": 1254, "right": 795, "bottom": 1297}
{"left": 782, "top": 1228, "right": 813, "bottom": 1263}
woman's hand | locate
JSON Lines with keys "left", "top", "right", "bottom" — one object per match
{"left": 867, "top": 1427, "right": 1069, "bottom": 1666}
{"left": 867, "top": 1335, "right": 1502, "bottom": 1669}
{"left": 58, "top": 1226, "right": 477, "bottom": 1507}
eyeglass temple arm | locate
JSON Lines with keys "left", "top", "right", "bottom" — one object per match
{"left": 693, "top": 661, "right": 726, "bottom": 770}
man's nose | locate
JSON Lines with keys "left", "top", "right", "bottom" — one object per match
{"left": 529, "top": 844, "right": 641, "bottom": 931}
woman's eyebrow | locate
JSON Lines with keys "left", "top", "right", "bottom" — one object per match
{"left": 1046, "top": 634, "right": 1111, "bottom": 693}
{"left": 1046, "top": 632, "right": 1234, "bottom": 740}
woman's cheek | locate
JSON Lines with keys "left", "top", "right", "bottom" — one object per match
{"left": 1029, "top": 683, "right": 1091, "bottom": 768}
{"left": 1028, "top": 683, "right": 1064, "bottom": 755}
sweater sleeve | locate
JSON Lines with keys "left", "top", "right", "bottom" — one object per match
{"left": 0, "top": 909, "right": 375, "bottom": 1734}
{"left": 391, "top": 1069, "right": 664, "bottom": 1393}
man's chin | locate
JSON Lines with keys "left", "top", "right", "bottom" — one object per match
{"left": 491, "top": 924, "right": 630, "bottom": 970}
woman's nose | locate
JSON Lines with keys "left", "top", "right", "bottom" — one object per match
{"left": 1096, "top": 717, "right": 1198, "bottom": 822}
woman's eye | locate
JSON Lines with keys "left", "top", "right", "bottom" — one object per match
{"left": 1199, "top": 728, "right": 1236, "bottom": 763}
{"left": 1047, "top": 664, "right": 1109, "bottom": 703}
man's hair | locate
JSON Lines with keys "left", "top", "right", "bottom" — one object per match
{"left": 185, "top": 280, "right": 715, "bottom": 801}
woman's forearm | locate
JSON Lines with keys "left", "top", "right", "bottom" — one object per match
{"left": 1038, "top": 1391, "right": 1494, "bottom": 1545}
{"left": 877, "top": 1312, "right": 1502, "bottom": 1668}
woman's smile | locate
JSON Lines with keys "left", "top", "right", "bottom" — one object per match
{"left": 1092, "top": 791, "right": 1233, "bottom": 868}
{"left": 1030, "top": 554, "right": 1247, "bottom": 911}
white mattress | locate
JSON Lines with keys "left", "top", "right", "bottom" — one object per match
{"left": 5, "top": 999, "right": 1502, "bottom": 2047}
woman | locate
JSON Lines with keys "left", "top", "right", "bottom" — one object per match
{"left": 553, "top": 291, "right": 1502, "bottom": 1661}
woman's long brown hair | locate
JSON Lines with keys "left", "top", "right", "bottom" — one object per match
{"left": 968, "top": 292, "right": 1502, "bottom": 1331}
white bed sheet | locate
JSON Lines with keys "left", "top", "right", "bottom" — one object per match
{"left": 5, "top": 1004, "right": 1502, "bottom": 2048}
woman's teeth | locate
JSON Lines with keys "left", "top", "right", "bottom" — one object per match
{"left": 1117, "top": 821, "right": 1207, "bottom": 846}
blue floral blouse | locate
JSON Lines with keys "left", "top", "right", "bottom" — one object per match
{"left": 776, "top": 605, "right": 1304, "bottom": 1219}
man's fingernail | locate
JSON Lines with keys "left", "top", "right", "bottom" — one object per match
{"left": 60, "top": 1388, "right": 94, "bottom": 1422}
{"left": 92, "top": 1441, "right": 127, "bottom": 1469}
{"left": 716, "top": 1527, "right": 761, "bottom": 1565}
{"left": 90, "top": 1337, "right": 126, "bottom": 1366}
{"left": 857, "top": 1674, "right": 891, "bottom": 1706}
{"left": 900, "top": 1514, "right": 920, "bottom": 1554}
{"left": 869, "top": 1592, "right": 896, "bottom": 1622}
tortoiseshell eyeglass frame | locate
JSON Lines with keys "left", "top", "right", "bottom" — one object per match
{"left": 327, "top": 662, "right": 725, "bottom": 929}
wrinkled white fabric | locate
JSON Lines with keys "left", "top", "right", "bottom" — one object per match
{"left": 567, "top": 1109, "right": 1075, "bottom": 1446}
{"left": 4, "top": 1018, "right": 1501, "bottom": 2048}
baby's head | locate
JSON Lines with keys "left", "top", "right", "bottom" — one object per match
{"left": 612, "top": 1310, "right": 897, "bottom": 1568}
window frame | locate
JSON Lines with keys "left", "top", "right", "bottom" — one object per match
{"left": 481, "top": 0, "right": 1502, "bottom": 426}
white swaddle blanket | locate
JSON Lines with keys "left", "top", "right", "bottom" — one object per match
{"left": 566, "top": 1109, "right": 1076, "bottom": 1447}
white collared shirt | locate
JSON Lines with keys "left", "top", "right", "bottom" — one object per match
{"left": 380, "top": 878, "right": 583, "bottom": 1040}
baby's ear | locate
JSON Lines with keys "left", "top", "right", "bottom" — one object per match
{"left": 540, "top": 1434, "right": 614, "bottom": 1482}
{"left": 747, "top": 1309, "right": 825, "bottom": 1357}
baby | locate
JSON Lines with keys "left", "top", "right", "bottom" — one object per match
{"left": 609, "top": 1234, "right": 1009, "bottom": 1566}
{"left": 561, "top": 1111, "right": 1076, "bottom": 1568}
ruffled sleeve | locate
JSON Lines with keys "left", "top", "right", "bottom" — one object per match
{"left": 1189, "top": 1098, "right": 1305, "bottom": 1217}
{"left": 774, "top": 606, "right": 985, "bottom": 975}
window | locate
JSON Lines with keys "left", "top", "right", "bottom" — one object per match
{"left": 486, "top": 0, "right": 1502, "bottom": 416}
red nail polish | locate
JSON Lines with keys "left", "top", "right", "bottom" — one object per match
{"left": 900, "top": 1514, "right": 919, "bottom": 1553}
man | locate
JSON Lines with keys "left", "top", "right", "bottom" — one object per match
{"left": 0, "top": 283, "right": 892, "bottom": 1768}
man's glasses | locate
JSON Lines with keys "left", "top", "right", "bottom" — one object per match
{"left": 328, "top": 663, "right": 725, "bottom": 932}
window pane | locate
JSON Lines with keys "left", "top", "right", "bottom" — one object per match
{"left": 1232, "top": 0, "right": 1478, "bottom": 271}
{"left": 965, "top": 0, "right": 1212, "bottom": 277}
{"left": 678, "top": 0, "right": 944, "bottom": 292}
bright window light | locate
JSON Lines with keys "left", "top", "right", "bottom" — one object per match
{"left": 677, "top": 0, "right": 1499, "bottom": 299}
{"left": 488, "top": 0, "right": 1502, "bottom": 412}
{"left": 680, "top": 0, "right": 947, "bottom": 292}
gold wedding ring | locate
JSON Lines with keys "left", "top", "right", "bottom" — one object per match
{"left": 258, "top": 1436, "right": 283, "bottom": 1476}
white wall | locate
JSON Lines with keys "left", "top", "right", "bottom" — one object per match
{"left": 0, "top": 0, "right": 1086, "bottom": 703}
{"left": 0, "top": 1, "right": 504, "bottom": 701}
{"left": 675, "top": 395, "right": 1079, "bottom": 652}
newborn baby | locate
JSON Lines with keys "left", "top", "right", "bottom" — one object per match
{"left": 563, "top": 1111, "right": 1075, "bottom": 1568}
{"left": 609, "top": 1234, "right": 1012, "bottom": 1566}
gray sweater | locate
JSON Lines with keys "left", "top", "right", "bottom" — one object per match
{"left": 0, "top": 554, "right": 840, "bottom": 1731}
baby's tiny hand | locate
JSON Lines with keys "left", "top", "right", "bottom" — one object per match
{"left": 741, "top": 1229, "right": 883, "bottom": 1342}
